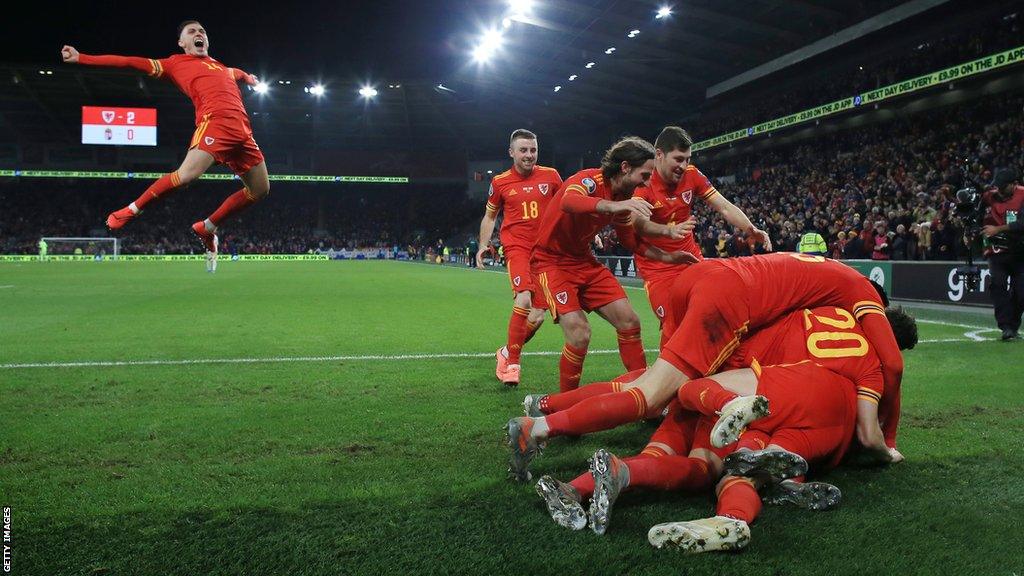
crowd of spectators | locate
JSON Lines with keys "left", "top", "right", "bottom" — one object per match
{"left": 0, "top": 179, "right": 477, "bottom": 256}
{"left": 692, "top": 91, "right": 1024, "bottom": 261}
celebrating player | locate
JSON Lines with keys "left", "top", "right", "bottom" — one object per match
{"left": 476, "top": 130, "right": 562, "bottom": 386}
{"left": 529, "top": 136, "right": 692, "bottom": 395}
{"left": 507, "top": 253, "right": 917, "bottom": 481}
{"left": 61, "top": 20, "right": 269, "bottom": 266}
{"left": 630, "top": 126, "right": 772, "bottom": 345}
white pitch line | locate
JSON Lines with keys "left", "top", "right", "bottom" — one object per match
{"left": 0, "top": 285, "right": 14, "bottom": 289}
{"left": 0, "top": 347, "right": 657, "bottom": 370}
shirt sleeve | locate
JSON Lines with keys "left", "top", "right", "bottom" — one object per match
{"left": 485, "top": 181, "right": 502, "bottom": 216}
{"left": 691, "top": 167, "right": 719, "bottom": 200}
{"left": 857, "top": 312, "right": 903, "bottom": 447}
{"left": 78, "top": 54, "right": 168, "bottom": 78}
{"left": 562, "top": 192, "right": 602, "bottom": 213}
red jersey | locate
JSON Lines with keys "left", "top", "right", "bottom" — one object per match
{"left": 631, "top": 165, "right": 714, "bottom": 281}
{"left": 703, "top": 252, "right": 904, "bottom": 445}
{"left": 533, "top": 168, "right": 630, "bottom": 264}
{"left": 736, "top": 306, "right": 884, "bottom": 406}
{"left": 485, "top": 166, "right": 562, "bottom": 250}
{"left": 79, "top": 53, "right": 251, "bottom": 125}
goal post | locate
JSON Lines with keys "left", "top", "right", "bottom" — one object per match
{"left": 40, "top": 237, "right": 120, "bottom": 258}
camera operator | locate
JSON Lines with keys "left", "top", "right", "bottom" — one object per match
{"left": 981, "top": 168, "right": 1024, "bottom": 340}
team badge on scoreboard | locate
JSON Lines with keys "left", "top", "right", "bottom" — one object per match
{"left": 102, "top": 110, "right": 116, "bottom": 123}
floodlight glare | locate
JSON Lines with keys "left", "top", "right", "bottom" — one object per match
{"left": 308, "top": 84, "right": 325, "bottom": 96}
{"left": 509, "top": 0, "right": 534, "bottom": 17}
{"left": 253, "top": 81, "right": 269, "bottom": 94}
{"left": 502, "top": 17, "right": 512, "bottom": 28}
{"left": 656, "top": 6, "right": 672, "bottom": 18}
{"left": 359, "top": 86, "right": 378, "bottom": 98}
{"left": 473, "top": 28, "right": 504, "bottom": 63}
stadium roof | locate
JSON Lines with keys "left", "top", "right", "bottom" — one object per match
{"left": 0, "top": 0, "right": 1005, "bottom": 154}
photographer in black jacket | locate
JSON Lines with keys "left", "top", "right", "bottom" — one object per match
{"left": 981, "top": 168, "right": 1024, "bottom": 340}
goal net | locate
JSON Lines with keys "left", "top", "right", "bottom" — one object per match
{"left": 40, "top": 237, "right": 120, "bottom": 258}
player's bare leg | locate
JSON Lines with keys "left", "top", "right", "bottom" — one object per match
{"left": 594, "top": 298, "right": 646, "bottom": 372}
{"left": 107, "top": 148, "right": 215, "bottom": 229}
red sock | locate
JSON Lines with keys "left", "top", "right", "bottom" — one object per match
{"left": 208, "top": 188, "right": 257, "bottom": 227}
{"left": 623, "top": 455, "right": 713, "bottom": 492}
{"left": 133, "top": 171, "right": 182, "bottom": 211}
{"left": 677, "top": 378, "right": 738, "bottom": 416}
{"left": 558, "top": 343, "right": 588, "bottom": 392}
{"left": 569, "top": 470, "right": 595, "bottom": 500}
{"left": 716, "top": 477, "right": 762, "bottom": 524}
{"left": 616, "top": 327, "right": 646, "bottom": 371}
{"left": 523, "top": 318, "right": 541, "bottom": 344}
{"left": 538, "top": 381, "right": 618, "bottom": 414}
{"left": 505, "top": 306, "right": 529, "bottom": 364}
{"left": 545, "top": 388, "right": 647, "bottom": 437}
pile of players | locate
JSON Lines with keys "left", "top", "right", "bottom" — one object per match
{"left": 478, "top": 127, "right": 917, "bottom": 553}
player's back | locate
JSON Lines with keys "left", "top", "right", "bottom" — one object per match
{"left": 533, "top": 168, "right": 620, "bottom": 263}
{"left": 733, "top": 306, "right": 884, "bottom": 404}
{"left": 718, "top": 253, "right": 883, "bottom": 325}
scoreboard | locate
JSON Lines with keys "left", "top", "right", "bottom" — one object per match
{"left": 81, "top": 106, "right": 157, "bottom": 146}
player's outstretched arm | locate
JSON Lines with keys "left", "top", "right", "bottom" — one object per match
{"left": 230, "top": 68, "right": 258, "bottom": 86}
{"left": 856, "top": 399, "right": 894, "bottom": 464}
{"left": 705, "top": 193, "right": 773, "bottom": 251}
{"left": 62, "top": 46, "right": 159, "bottom": 75}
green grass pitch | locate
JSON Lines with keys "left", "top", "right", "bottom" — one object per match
{"left": 1, "top": 260, "right": 1022, "bottom": 575}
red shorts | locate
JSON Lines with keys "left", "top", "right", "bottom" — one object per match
{"left": 660, "top": 266, "right": 751, "bottom": 379}
{"left": 643, "top": 275, "right": 676, "bottom": 349}
{"left": 646, "top": 400, "right": 699, "bottom": 455}
{"left": 189, "top": 114, "right": 265, "bottom": 176}
{"left": 532, "top": 258, "right": 627, "bottom": 321}
{"left": 748, "top": 361, "right": 857, "bottom": 469}
{"left": 504, "top": 245, "right": 535, "bottom": 295}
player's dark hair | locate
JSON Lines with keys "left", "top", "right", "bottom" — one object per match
{"left": 509, "top": 129, "right": 537, "bottom": 147}
{"left": 885, "top": 306, "right": 918, "bottom": 350}
{"left": 177, "top": 20, "right": 202, "bottom": 38}
{"left": 654, "top": 126, "right": 693, "bottom": 153}
{"left": 600, "top": 136, "right": 656, "bottom": 182}
{"left": 869, "top": 279, "right": 890, "bottom": 307}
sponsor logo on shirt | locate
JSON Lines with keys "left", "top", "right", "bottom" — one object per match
{"left": 582, "top": 178, "right": 597, "bottom": 195}
{"left": 523, "top": 186, "right": 533, "bottom": 193}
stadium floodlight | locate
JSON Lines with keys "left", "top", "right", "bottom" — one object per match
{"left": 628, "top": 29, "right": 640, "bottom": 38}
{"left": 553, "top": 85, "right": 561, "bottom": 92}
{"left": 472, "top": 28, "right": 504, "bottom": 63}
{"left": 253, "top": 81, "right": 269, "bottom": 94}
{"left": 307, "top": 84, "right": 325, "bottom": 96}
{"left": 568, "top": 74, "right": 577, "bottom": 81}
{"left": 502, "top": 17, "right": 513, "bottom": 28}
{"left": 656, "top": 6, "right": 672, "bottom": 19}
{"left": 359, "top": 86, "right": 378, "bottom": 98}
{"left": 605, "top": 47, "right": 616, "bottom": 54}
{"left": 585, "top": 62, "right": 595, "bottom": 69}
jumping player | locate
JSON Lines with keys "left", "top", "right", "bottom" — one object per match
{"left": 61, "top": 20, "right": 269, "bottom": 266}
{"left": 476, "top": 130, "right": 562, "bottom": 386}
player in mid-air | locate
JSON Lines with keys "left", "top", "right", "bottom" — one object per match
{"left": 476, "top": 129, "right": 562, "bottom": 386}
{"left": 61, "top": 20, "right": 269, "bottom": 267}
